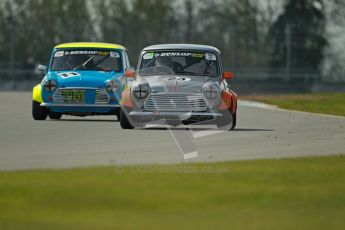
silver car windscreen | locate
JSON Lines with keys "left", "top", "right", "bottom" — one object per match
{"left": 139, "top": 51, "right": 219, "bottom": 77}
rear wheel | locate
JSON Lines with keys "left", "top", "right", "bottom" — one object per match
{"left": 32, "top": 101, "right": 48, "bottom": 120}
{"left": 120, "top": 109, "right": 134, "bottom": 129}
{"left": 49, "top": 112, "right": 62, "bottom": 120}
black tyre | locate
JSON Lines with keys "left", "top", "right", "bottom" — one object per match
{"left": 120, "top": 109, "right": 134, "bottom": 129}
{"left": 115, "top": 110, "right": 120, "bottom": 121}
{"left": 217, "top": 110, "right": 236, "bottom": 130}
{"left": 231, "top": 112, "right": 237, "bottom": 130}
{"left": 32, "top": 100, "right": 48, "bottom": 120}
{"left": 49, "top": 112, "right": 62, "bottom": 120}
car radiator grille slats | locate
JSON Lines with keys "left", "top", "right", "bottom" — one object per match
{"left": 144, "top": 93, "right": 208, "bottom": 112}
{"left": 95, "top": 89, "right": 110, "bottom": 104}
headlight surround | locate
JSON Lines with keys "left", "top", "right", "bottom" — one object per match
{"left": 132, "top": 84, "right": 150, "bottom": 99}
{"left": 43, "top": 79, "right": 57, "bottom": 92}
{"left": 106, "top": 80, "right": 120, "bottom": 93}
{"left": 202, "top": 83, "right": 221, "bottom": 107}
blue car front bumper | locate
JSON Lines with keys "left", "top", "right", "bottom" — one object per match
{"left": 41, "top": 103, "right": 120, "bottom": 114}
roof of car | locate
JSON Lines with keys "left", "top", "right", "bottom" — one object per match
{"left": 55, "top": 42, "right": 126, "bottom": 50}
{"left": 143, "top": 44, "right": 220, "bottom": 53}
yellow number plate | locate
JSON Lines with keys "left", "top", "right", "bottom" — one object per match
{"left": 62, "top": 90, "right": 85, "bottom": 103}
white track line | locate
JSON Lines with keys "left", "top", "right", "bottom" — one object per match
{"left": 238, "top": 100, "right": 345, "bottom": 119}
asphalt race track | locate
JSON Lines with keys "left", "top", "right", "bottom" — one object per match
{"left": 0, "top": 92, "right": 344, "bottom": 171}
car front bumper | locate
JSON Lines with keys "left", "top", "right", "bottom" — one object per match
{"left": 129, "top": 111, "right": 222, "bottom": 119}
{"left": 41, "top": 103, "right": 120, "bottom": 108}
{"left": 41, "top": 103, "right": 120, "bottom": 114}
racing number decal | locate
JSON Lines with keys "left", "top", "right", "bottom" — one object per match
{"left": 58, "top": 72, "right": 80, "bottom": 79}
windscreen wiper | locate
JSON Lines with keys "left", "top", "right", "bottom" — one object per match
{"left": 73, "top": 56, "right": 94, "bottom": 71}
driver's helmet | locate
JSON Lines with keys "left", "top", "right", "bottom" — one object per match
{"left": 155, "top": 55, "right": 173, "bottom": 68}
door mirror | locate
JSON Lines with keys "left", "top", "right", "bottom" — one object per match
{"left": 124, "top": 70, "right": 136, "bottom": 78}
{"left": 222, "top": 72, "right": 234, "bottom": 80}
{"left": 37, "top": 64, "right": 48, "bottom": 73}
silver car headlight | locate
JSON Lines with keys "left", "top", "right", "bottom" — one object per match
{"left": 132, "top": 84, "right": 150, "bottom": 99}
{"left": 202, "top": 83, "right": 221, "bottom": 107}
{"left": 106, "top": 80, "right": 120, "bottom": 93}
{"left": 43, "top": 79, "right": 57, "bottom": 92}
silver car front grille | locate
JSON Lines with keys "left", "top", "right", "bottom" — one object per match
{"left": 53, "top": 88, "right": 109, "bottom": 104}
{"left": 144, "top": 93, "right": 208, "bottom": 112}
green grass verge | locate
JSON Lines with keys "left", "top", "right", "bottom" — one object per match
{"left": 1, "top": 155, "right": 345, "bottom": 229}
{"left": 243, "top": 93, "right": 345, "bottom": 116}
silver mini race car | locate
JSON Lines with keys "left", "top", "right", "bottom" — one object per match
{"left": 120, "top": 44, "right": 238, "bottom": 130}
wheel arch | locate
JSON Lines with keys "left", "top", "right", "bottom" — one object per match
{"left": 120, "top": 86, "right": 133, "bottom": 108}
{"left": 32, "top": 84, "right": 43, "bottom": 103}
{"left": 218, "top": 90, "right": 237, "bottom": 112}
{"left": 230, "top": 90, "right": 238, "bottom": 113}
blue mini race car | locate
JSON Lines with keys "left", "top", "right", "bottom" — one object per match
{"left": 32, "top": 42, "right": 132, "bottom": 120}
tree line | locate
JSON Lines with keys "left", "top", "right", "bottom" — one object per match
{"left": 0, "top": 0, "right": 342, "bottom": 80}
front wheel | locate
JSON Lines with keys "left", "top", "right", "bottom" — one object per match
{"left": 32, "top": 101, "right": 48, "bottom": 120}
{"left": 217, "top": 110, "right": 236, "bottom": 130}
{"left": 49, "top": 112, "right": 62, "bottom": 120}
{"left": 115, "top": 110, "right": 120, "bottom": 121}
{"left": 231, "top": 113, "right": 237, "bottom": 130}
{"left": 120, "top": 109, "right": 134, "bottom": 129}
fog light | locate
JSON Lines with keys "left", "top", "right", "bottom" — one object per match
{"left": 43, "top": 80, "right": 57, "bottom": 92}
{"left": 203, "top": 84, "right": 219, "bottom": 100}
{"left": 106, "top": 80, "right": 120, "bottom": 93}
{"left": 202, "top": 83, "right": 221, "bottom": 108}
{"left": 133, "top": 84, "right": 150, "bottom": 99}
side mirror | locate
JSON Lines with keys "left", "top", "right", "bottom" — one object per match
{"left": 125, "top": 69, "right": 136, "bottom": 78}
{"left": 222, "top": 71, "right": 234, "bottom": 80}
{"left": 37, "top": 64, "right": 48, "bottom": 73}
